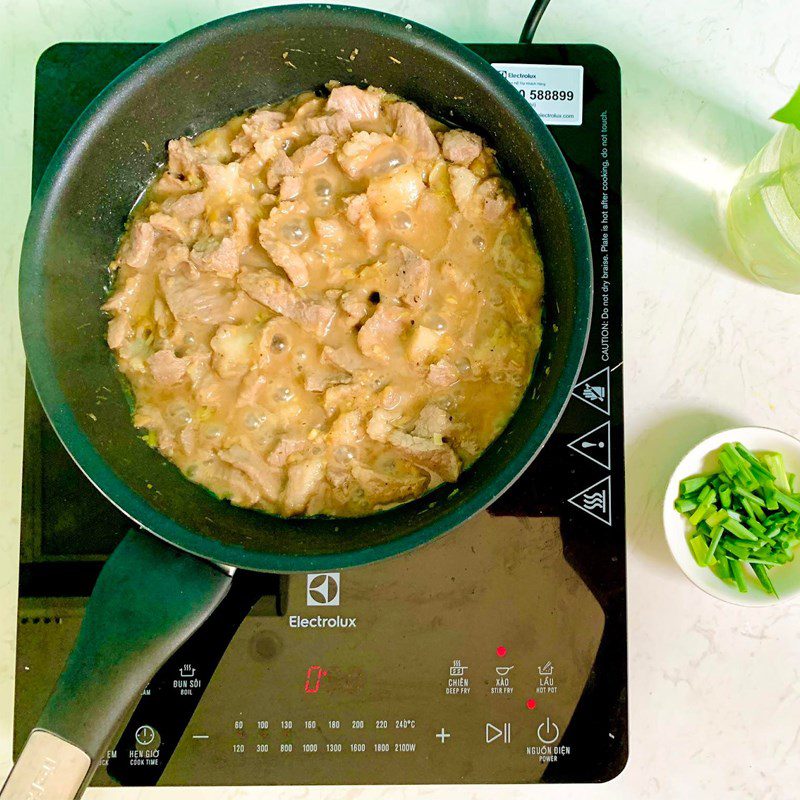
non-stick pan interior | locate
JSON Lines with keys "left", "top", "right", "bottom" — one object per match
{"left": 20, "top": 5, "right": 590, "bottom": 571}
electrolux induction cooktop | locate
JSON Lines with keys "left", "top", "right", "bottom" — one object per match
{"left": 15, "top": 41, "right": 625, "bottom": 785}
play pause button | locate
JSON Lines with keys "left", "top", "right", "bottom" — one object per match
{"left": 485, "top": 722, "right": 512, "bottom": 744}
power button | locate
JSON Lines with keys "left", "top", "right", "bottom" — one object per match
{"left": 536, "top": 718, "right": 559, "bottom": 744}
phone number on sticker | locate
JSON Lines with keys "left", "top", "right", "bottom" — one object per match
{"left": 519, "top": 89, "right": 575, "bottom": 102}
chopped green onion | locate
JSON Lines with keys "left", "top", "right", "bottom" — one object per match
{"left": 676, "top": 443, "right": 800, "bottom": 596}
{"left": 689, "top": 535, "right": 711, "bottom": 567}
{"left": 705, "top": 508, "right": 728, "bottom": 527}
{"left": 734, "top": 442, "right": 762, "bottom": 469}
{"left": 733, "top": 487, "right": 766, "bottom": 508}
{"left": 739, "top": 496, "right": 758, "bottom": 521}
{"left": 734, "top": 445, "right": 776, "bottom": 485}
{"left": 729, "top": 559, "right": 748, "bottom": 593}
{"left": 722, "top": 443, "right": 745, "bottom": 468}
{"left": 718, "top": 451, "right": 739, "bottom": 479}
{"left": 775, "top": 490, "right": 800, "bottom": 514}
{"left": 680, "top": 476, "right": 708, "bottom": 495}
{"left": 763, "top": 486, "right": 779, "bottom": 510}
{"left": 689, "top": 494, "right": 716, "bottom": 526}
{"left": 705, "top": 526, "right": 724, "bottom": 564}
{"left": 752, "top": 563, "right": 777, "bottom": 597}
{"left": 720, "top": 540, "right": 754, "bottom": 559}
{"left": 763, "top": 453, "right": 790, "bottom": 493}
{"left": 713, "top": 556, "right": 732, "bottom": 582}
{"left": 721, "top": 516, "right": 759, "bottom": 541}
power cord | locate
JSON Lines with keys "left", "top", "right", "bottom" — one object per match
{"left": 519, "top": 0, "right": 552, "bottom": 43}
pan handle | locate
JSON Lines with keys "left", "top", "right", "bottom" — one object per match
{"left": 1, "top": 530, "right": 233, "bottom": 800}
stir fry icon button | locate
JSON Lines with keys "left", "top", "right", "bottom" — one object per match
{"left": 492, "top": 664, "right": 515, "bottom": 695}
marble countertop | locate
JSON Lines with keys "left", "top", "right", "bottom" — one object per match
{"left": 1, "top": 0, "right": 799, "bottom": 797}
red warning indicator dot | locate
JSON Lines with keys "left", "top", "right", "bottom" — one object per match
{"left": 526, "top": 698, "right": 537, "bottom": 710}
{"left": 496, "top": 646, "right": 507, "bottom": 658}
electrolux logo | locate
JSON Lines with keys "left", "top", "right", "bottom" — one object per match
{"left": 289, "top": 615, "right": 356, "bottom": 629}
{"left": 306, "top": 572, "right": 340, "bottom": 606}
{"left": 290, "top": 572, "right": 355, "bottom": 628}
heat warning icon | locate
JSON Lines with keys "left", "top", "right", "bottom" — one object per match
{"left": 568, "top": 476, "right": 612, "bottom": 526}
{"left": 306, "top": 572, "right": 341, "bottom": 606}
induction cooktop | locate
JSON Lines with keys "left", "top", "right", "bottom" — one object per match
{"left": 15, "top": 40, "right": 625, "bottom": 785}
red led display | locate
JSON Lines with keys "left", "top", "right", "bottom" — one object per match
{"left": 304, "top": 665, "right": 328, "bottom": 694}
{"left": 496, "top": 646, "right": 507, "bottom": 658}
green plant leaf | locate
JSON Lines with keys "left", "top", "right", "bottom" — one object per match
{"left": 773, "top": 84, "right": 800, "bottom": 131}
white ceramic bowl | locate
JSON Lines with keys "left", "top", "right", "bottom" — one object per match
{"left": 663, "top": 426, "right": 800, "bottom": 607}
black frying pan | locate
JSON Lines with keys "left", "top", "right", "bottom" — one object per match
{"left": 4, "top": 5, "right": 591, "bottom": 798}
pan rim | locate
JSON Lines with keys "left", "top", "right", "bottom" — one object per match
{"left": 19, "top": 3, "right": 592, "bottom": 573}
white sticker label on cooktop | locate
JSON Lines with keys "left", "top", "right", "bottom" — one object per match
{"left": 492, "top": 63, "right": 584, "bottom": 126}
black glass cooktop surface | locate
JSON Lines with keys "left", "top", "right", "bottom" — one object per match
{"left": 15, "top": 41, "right": 625, "bottom": 785}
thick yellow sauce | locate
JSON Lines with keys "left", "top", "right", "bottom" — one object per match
{"left": 104, "top": 85, "right": 544, "bottom": 517}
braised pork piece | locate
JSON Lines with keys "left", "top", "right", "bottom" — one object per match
{"left": 104, "top": 84, "right": 544, "bottom": 517}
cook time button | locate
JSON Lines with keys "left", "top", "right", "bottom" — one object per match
{"left": 134, "top": 725, "right": 158, "bottom": 749}
{"left": 129, "top": 725, "right": 161, "bottom": 767}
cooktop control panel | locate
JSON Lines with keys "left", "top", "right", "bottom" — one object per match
{"left": 109, "top": 515, "right": 603, "bottom": 785}
{"left": 16, "top": 514, "right": 608, "bottom": 785}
